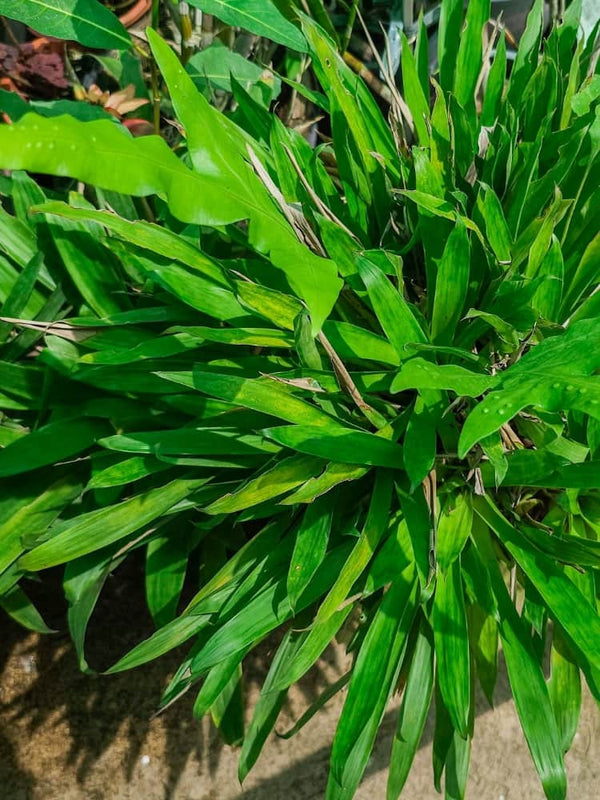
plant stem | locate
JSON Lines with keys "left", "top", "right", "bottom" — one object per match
{"left": 150, "top": 0, "right": 161, "bottom": 135}
{"left": 342, "top": 0, "right": 360, "bottom": 53}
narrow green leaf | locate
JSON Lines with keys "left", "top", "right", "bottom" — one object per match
{"left": 322, "top": 320, "right": 400, "bottom": 367}
{"left": 158, "top": 369, "right": 338, "bottom": 428}
{"left": 387, "top": 620, "right": 434, "bottom": 800}
{"left": 508, "top": 0, "right": 545, "bottom": 105}
{"left": 64, "top": 547, "right": 125, "bottom": 672}
{"left": 146, "top": 526, "right": 202, "bottom": 628}
{"left": 437, "top": 0, "right": 463, "bottom": 93}
{"left": 433, "top": 558, "right": 470, "bottom": 737}
{"left": 548, "top": 628, "right": 582, "bottom": 753}
{"left": 431, "top": 219, "right": 470, "bottom": 345}
{"left": 20, "top": 479, "right": 207, "bottom": 570}
{"left": 472, "top": 521, "right": 567, "bottom": 800}
{"left": 473, "top": 496, "right": 600, "bottom": 674}
{"left": 34, "top": 201, "right": 230, "bottom": 287}
{"left": 453, "top": 0, "right": 490, "bottom": 111}
{"left": 287, "top": 496, "right": 333, "bottom": 608}
{"left": 401, "top": 32, "right": 430, "bottom": 145}
{"left": 328, "top": 568, "right": 418, "bottom": 797}
{"left": 403, "top": 391, "right": 441, "bottom": 488}
{"left": 357, "top": 257, "right": 426, "bottom": 357}
{"left": 193, "top": 650, "right": 249, "bottom": 720}
{"left": 282, "top": 462, "right": 369, "bottom": 504}
{"left": 315, "top": 470, "right": 393, "bottom": 624}
{"left": 211, "top": 664, "right": 244, "bottom": 746}
{"left": 436, "top": 493, "right": 473, "bottom": 572}
{"left": 481, "top": 31, "right": 507, "bottom": 126}
{"left": 0, "top": 585, "right": 54, "bottom": 633}
{"left": 476, "top": 182, "right": 512, "bottom": 265}
{"left": 204, "top": 454, "right": 322, "bottom": 514}
{"left": 265, "top": 425, "right": 403, "bottom": 469}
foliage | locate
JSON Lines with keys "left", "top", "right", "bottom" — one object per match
{"left": 0, "top": 1, "right": 600, "bottom": 799}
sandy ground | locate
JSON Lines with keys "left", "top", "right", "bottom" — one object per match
{"left": 0, "top": 567, "right": 598, "bottom": 800}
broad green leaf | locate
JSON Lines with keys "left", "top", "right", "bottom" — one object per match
{"left": 0, "top": 0, "right": 130, "bottom": 50}
{"left": 147, "top": 30, "right": 340, "bottom": 333}
{"left": 187, "top": 0, "right": 307, "bottom": 51}
{"left": 459, "top": 318, "right": 600, "bottom": 457}
{"left": 322, "top": 320, "right": 400, "bottom": 367}
{"left": 387, "top": 620, "right": 434, "bottom": 800}
{"left": 265, "top": 425, "right": 403, "bottom": 469}
{"left": 433, "top": 558, "right": 470, "bottom": 737}
{"left": 287, "top": 496, "right": 333, "bottom": 608}
{"left": 0, "top": 418, "right": 108, "bottom": 479}
{"left": 1, "top": 102, "right": 340, "bottom": 334}
{"left": 391, "top": 358, "right": 495, "bottom": 397}
{"left": 20, "top": 479, "right": 208, "bottom": 570}
{"left": 328, "top": 568, "right": 418, "bottom": 798}
{"left": 187, "top": 40, "right": 280, "bottom": 99}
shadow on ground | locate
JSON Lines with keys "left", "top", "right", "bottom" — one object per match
{"left": 0, "top": 552, "right": 518, "bottom": 800}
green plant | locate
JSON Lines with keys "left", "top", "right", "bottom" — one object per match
{"left": 0, "top": 1, "right": 600, "bottom": 798}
